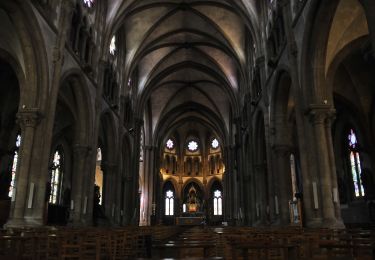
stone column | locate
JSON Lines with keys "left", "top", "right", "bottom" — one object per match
{"left": 324, "top": 111, "right": 344, "bottom": 226}
{"left": 101, "top": 162, "right": 117, "bottom": 223}
{"left": 71, "top": 145, "right": 90, "bottom": 225}
{"left": 254, "top": 163, "right": 268, "bottom": 226}
{"left": 279, "top": 0, "right": 323, "bottom": 227}
{"left": 359, "top": 0, "right": 375, "bottom": 56}
{"left": 123, "top": 175, "right": 133, "bottom": 225}
{"left": 6, "top": 109, "right": 42, "bottom": 227}
{"left": 130, "top": 118, "right": 143, "bottom": 225}
{"left": 223, "top": 146, "right": 231, "bottom": 221}
{"left": 309, "top": 106, "right": 340, "bottom": 227}
{"left": 272, "top": 145, "right": 293, "bottom": 225}
{"left": 143, "top": 145, "right": 155, "bottom": 226}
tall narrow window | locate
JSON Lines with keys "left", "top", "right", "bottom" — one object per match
{"left": 213, "top": 190, "right": 222, "bottom": 215}
{"left": 95, "top": 148, "right": 103, "bottom": 205}
{"left": 109, "top": 36, "right": 116, "bottom": 55}
{"left": 83, "top": 0, "right": 94, "bottom": 8}
{"left": 8, "top": 135, "right": 21, "bottom": 198}
{"left": 49, "top": 149, "right": 63, "bottom": 204}
{"left": 165, "top": 190, "right": 174, "bottom": 216}
{"left": 348, "top": 129, "right": 364, "bottom": 197}
{"left": 290, "top": 154, "right": 298, "bottom": 200}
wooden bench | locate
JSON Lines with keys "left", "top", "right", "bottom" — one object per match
{"left": 153, "top": 241, "right": 216, "bottom": 258}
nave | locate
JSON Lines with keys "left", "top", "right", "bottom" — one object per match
{"left": 1, "top": 225, "right": 375, "bottom": 259}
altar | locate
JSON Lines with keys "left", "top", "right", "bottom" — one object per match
{"left": 176, "top": 184, "right": 205, "bottom": 225}
{"left": 176, "top": 216, "right": 204, "bottom": 226}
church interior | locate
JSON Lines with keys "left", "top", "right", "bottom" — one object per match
{"left": 0, "top": 0, "right": 375, "bottom": 258}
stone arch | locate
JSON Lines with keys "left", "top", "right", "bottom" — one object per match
{"left": 302, "top": 0, "right": 369, "bottom": 104}
{"left": 252, "top": 110, "right": 269, "bottom": 225}
{"left": 97, "top": 111, "right": 118, "bottom": 218}
{"left": 58, "top": 70, "right": 93, "bottom": 145}
{"left": 0, "top": 53, "right": 22, "bottom": 227}
{"left": 0, "top": 1, "right": 49, "bottom": 109}
{"left": 207, "top": 177, "right": 223, "bottom": 195}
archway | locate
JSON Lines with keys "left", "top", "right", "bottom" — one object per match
{"left": 0, "top": 58, "right": 20, "bottom": 227}
{"left": 305, "top": 0, "right": 374, "bottom": 225}
{"left": 271, "top": 70, "right": 299, "bottom": 225}
{"left": 48, "top": 73, "right": 93, "bottom": 225}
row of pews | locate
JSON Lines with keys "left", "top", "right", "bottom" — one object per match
{"left": 217, "top": 226, "right": 375, "bottom": 259}
{"left": 0, "top": 225, "right": 183, "bottom": 259}
{"left": 0, "top": 225, "right": 374, "bottom": 259}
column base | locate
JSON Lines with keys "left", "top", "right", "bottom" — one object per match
{"left": 271, "top": 217, "right": 291, "bottom": 226}
{"left": 5, "top": 217, "right": 44, "bottom": 229}
{"left": 322, "top": 217, "right": 345, "bottom": 229}
{"left": 305, "top": 217, "right": 323, "bottom": 228}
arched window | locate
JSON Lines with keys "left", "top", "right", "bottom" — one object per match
{"left": 290, "top": 154, "right": 298, "bottom": 199}
{"left": 165, "top": 190, "right": 174, "bottom": 216}
{"left": 83, "top": 0, "right": 94, "bottom": 8}
{"left": 348, "top": 129, "right": 364, "bottom": 198}
{"left": 8, "top": 134, "right": 21, "bottom": 198}
{"left": 109, "top": 36, "right": 116, "bottom": 55}
{"left": 213, "top": 190, "right": 222, "bottom": 215}
{"left": 49, "top": 149, "right": 64, "bottom": 204}
{"left": 95, "top": 147, "right": 103, "bottom": 205}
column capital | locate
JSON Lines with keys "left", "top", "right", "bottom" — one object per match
{"left": 255, "top": 56, "right": 265, "bottom": 66}
{"left": 277, "top": 0, "right": 290, "bottom": 8}
{"left": 272, "top": 144, "right": 293, "bottom": 156}
{"left": 307, "top": 105, "right": 335, "bottom": 126}
{"left": 101, "top": 161, "right": 117, "bottom": 172}
{"left": 73, "top": 144, "right": 91, "bottom": 156}
{"left": 16, "top": 108, "right": 43, "bottom": 129}
{"left": 144, "top": 145, "right": 156, "bottom": 151}
{"left": 134, "top": 117, "right": 144, "bottom": 127}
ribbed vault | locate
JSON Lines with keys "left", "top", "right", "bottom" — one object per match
{"left": 108, "top": 0, "right": 258, "bottom": 146}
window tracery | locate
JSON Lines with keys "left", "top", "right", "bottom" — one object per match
{"left": 211, "top": 138, "right": 219, "bottom": 149}
{"left": 187, "top": 140, "right": 198, "bottom": 152}
{"left": 166, "top": 139, "right": 174, "bottom": 150}
{"left": 165, "top": 190, "right": 174, "bottom": 216}
{"left": 213, "top": 190, "right": 222, "bottom": 215}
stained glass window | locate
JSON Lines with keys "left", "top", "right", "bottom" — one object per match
{"left": 211, "top": 138, "right": 219, "bottom": 149}
{"left": 166, "top": 139, "right": 174, "bottom": 149}
{"left": 165, "top": 190, "right": 174, "bottom": 216}
{"left": 187, "top": 140, "right": 198, "bottom": 152}
{"left": 83, "top": 0, "right": 94, "bottom": 8}
{"left": 109, "top": 36, "right": 116, "bottom": 55}
{"left": 8, "top": 135, "right": 21, "bottom": 198}
{"left": 213, "top": 190, "right": 222, "bottom": 215}
{"left": 49, "top": 150, "right": 63, "bottom": 204}
{"left": 95, "top": 148, "right": 103, "bottom": 205}
{"left": 348, "top": 129, "right": 364, "bottom": 197}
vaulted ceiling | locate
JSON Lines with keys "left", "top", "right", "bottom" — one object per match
{"left": 106, "top": 0, "right": 260, "bottom": 146}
